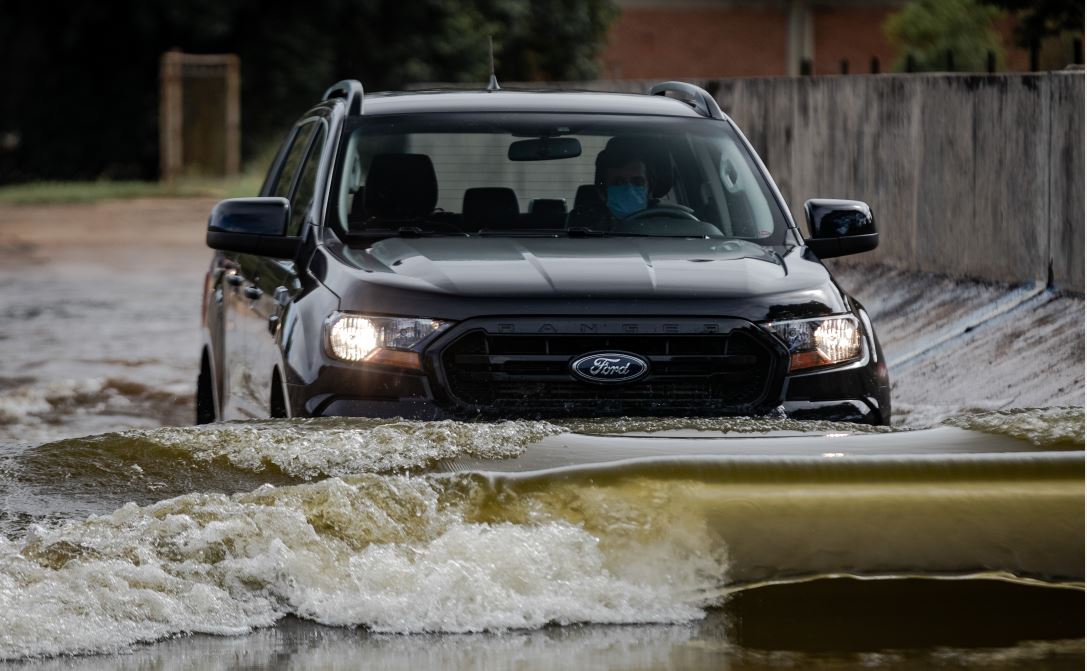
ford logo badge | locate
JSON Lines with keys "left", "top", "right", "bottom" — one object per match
{"left": 570, "top": 351, "right": 650, "bottom": 384}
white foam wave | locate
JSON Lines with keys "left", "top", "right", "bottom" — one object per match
{"left": 0, "top": 378, "right": 190, "bottom": 445}
{"left": 130, "top": 419, "right": 565, "bottom": 478}
{"left": 943, "top": 407, "right": 1084, "bottom": 448}
{"left": 0, "top": 475, "right": 723, "bottom": 659}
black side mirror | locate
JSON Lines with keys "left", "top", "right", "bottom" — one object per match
{"left": 206, "top": 197, "right": 301, "bottom": 259}
{"left": 803, "top": 199, "right": 879, "bottom": 259}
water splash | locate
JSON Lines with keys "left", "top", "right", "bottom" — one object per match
{"left": 943, "top": 407, "right": 1084, "bottom": 448}
{"left": 0, "top": 473, "right": 723, "bottom": 659}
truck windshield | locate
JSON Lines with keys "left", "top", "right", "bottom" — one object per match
{"left": 330, "top": 112, "right": 790, "bottom": 245}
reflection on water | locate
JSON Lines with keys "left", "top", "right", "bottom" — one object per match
{"left": 2, "top": 582, "right": 1082, "bottom": 671}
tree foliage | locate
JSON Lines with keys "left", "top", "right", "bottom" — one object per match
{"left": 981, "top": 0, "right": 1083, "bottom": 47}
{"left": 0, "top": 0, "right": 618, "bottom": 182}
{"left": 885, "top": 0, "right": 1005, "bottom": 72}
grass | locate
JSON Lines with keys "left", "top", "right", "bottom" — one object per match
{"left": 0, "top": 174, "right": 264, "bottom": 205}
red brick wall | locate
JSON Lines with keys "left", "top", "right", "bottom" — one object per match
{"left": 599, "top": 3, "right": 1068, "bottom": 79}
{"left": 599, "top": 6, "right": 789, "bottom": 79}
{"left": 812, "top": 7, "right": 899, "bottom": 74}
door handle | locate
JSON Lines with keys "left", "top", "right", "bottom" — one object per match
{"left": 225, "top": 273, "right": 244, "bottom": 286}
{"left": 243, "top": 286, "right": 263, "bottom": 300}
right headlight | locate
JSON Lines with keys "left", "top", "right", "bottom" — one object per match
{"left": 760, "top": 315, "right": 862, "bottom": 372}
{"left": 325, "top": 312, "right": 451, "bottom": 368}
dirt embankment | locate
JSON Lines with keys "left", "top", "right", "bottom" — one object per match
{"left": 0, "top": 197, "right": 216, "bottom": 267}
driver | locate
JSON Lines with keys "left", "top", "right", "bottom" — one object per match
{"left": 595, "top": 137, "right": 655, "bottom": 221}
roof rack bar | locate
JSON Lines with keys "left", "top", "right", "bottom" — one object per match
{"left": 323, "top": 80, "right": 364, "bottom": 115}
{"left": 649, "top": 81, "right": 723, "bottom": 120}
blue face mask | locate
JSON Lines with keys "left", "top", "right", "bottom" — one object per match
{"left": 606, "top": 184, "right": 647, "bottom": 219}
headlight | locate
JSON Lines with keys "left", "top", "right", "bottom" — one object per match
{"left": 325, "top": 313, "right": 450, "bottom": 367}
{"left": 761, "top": 316, "right": 862, "bottom": 372}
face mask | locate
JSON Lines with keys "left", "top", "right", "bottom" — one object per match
{"left": 606, "top": 184, "right": 647, "bottom": 219}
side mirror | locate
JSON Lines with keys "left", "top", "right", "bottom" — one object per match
{"left": 803, "top": 199, "right": 879, "bottom": 259}
{"left": 206, "top": 197, "right": 301, "bottom": 259}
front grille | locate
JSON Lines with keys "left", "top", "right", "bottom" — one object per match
{"left": 436, "top": 328, "right": 779, "bottom": 417}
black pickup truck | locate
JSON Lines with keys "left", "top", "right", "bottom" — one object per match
{"left": 198, "top": 80, "right": 891, "bottom": 424}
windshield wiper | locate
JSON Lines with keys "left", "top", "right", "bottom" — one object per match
{"left": 393, "top": 226, "right": 468, "bottom": 238}
{"left": 345, "top": 226, "right": 468, "bottom": 239}
{"left": 564, "top": 227, "right": 654, "bottom": 238}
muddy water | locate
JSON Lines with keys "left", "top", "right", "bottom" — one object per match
{"left": 0, "top": 200, "right": 1084, "bottom": 668}
{"left": 0, "top": 413, "right": 1082, "bottom": 667}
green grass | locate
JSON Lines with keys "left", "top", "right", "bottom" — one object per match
{"left": 0, "top": 174, "right": 264, "bottom": 205}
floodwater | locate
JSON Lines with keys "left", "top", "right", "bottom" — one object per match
{"left": 0, "top": 200, "right": 1083, "bottom": 669}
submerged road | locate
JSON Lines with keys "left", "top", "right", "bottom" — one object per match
{"left": 0, "top": 199, "right": 1082, "bottom": 669}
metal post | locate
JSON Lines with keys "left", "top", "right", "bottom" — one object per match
{"left": 224, "top": 54, "right": 241, "bottom": 177}
{"left": 839, "top": 59, "right": 849, "bottom": 75}
{"left": 906, "top": 53, "right": 916, "bottom": 73}
{"left": 159, "top": 49, "right": 183, "bottom": 183}
{"left": 1030, "top": 39, "right": 1040, "bottom": 72}
{"left": 946, "top": 49, "right": 954, "bottom": 72}
{"left": 800, "top": 58, "right": 813, "bottom": 76}
{"left": 870, "top": 57, "right": 880, "bottom": 74}
{"left": 987, "top": 51, "right": 996, "bottom": 73}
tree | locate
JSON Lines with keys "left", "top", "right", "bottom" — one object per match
{"left": 981, "top": 0, "right": 1083, "bottom": 48}
{"left": 885, "top": 0, "right": 1005, "bottom": 72}
{"left": 0, "top": 0, "right": 620, "bottom": 182}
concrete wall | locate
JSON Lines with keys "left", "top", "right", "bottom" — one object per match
{"left": 523, "top": 73, "right": 1085, "bottom": 291}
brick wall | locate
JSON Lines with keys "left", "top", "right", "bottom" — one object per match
{"left": 600, "top": 2, "right": 1067, "bottom": 79}
{"left": 812, "top": 6, "right": 899, "bottom": 74}
{"left": 599, "top": 5, "right": 789, "bottom": 79}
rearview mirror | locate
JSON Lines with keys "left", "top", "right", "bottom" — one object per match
{"left": 508, "top": 137, "right": 582, "bottom": 161}
{"left": 206, "top": 197, "right": 301, "bottom": 259}
{"left": 803, "top": 199, "right": 879, "bottom": 259}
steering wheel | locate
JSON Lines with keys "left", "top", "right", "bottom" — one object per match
{"left": 622, "top": 204, "right": 701, "bottom": 222}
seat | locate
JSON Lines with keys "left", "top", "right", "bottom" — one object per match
{"left": 520, "top": 198, "right": 567, "bottom": 230}
{"left": 567, "top": 184, "right": 608, "bottom": 229}
{"left": 462, "top": 187, "right": 520, "bottom": 231}
{"left": 347, "top": 187, "right": 367, "bottom": 229}
{"left": 573, "top": 184, "right": 601, "bottom": 210}
{"left": 363, "top": 154, "right": 438, "bottom": 222}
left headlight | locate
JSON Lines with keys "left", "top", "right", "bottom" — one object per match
{"left": 760, "top": 315, "right": 862, "bottom": 372}
{"left": 325, "top": 313, "right": 451, "bottom": 367}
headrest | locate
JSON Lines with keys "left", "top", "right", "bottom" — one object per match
{"left": 364, "top": 154, "right": 437, "bottom": 220}
{"left": 462, "top": 187, "right": 519, "bottom": 230}
{"left": 529, "top": 198, "right": 566, "bottom": 215}
{"left": 573, "top": 184, "right": 602, "bottom": 210}
{"left": 594, "top": 136, "right": 673, "bottom": 199}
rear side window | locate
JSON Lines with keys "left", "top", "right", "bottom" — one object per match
{"left": 287, "top": 125, "right": 327, "bottom": 236}
{"left": 270, "top": 122, "right": 318, "bottom": 199}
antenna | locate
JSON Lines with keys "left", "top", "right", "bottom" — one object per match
{"left": 487, "top": 35, "right": 500, "bottom": 91}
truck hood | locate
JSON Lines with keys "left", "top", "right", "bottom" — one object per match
{"left": 318, "top": 236, "right": 847, "bottom": 322}
{"left": 335, "top": 237, "right": 815, "bottom": 298}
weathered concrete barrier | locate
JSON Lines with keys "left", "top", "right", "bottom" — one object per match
{"left": 503, "top": 73, "right": 1085, "bottom": 291}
